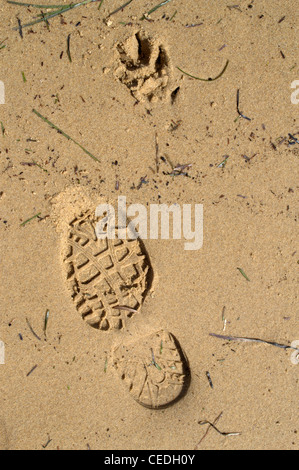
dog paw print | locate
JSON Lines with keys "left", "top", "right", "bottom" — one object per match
{"left": 114, "top": 31, "right": 176, "bottom": 103}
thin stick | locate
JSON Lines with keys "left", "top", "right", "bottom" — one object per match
{"left": 288, "top": 133, "right": 299, "bottom": 145}
{"left": 236, "top": 89, "right": 251, "bottom": 121}
{"left": 169, "top": 10, "right": 177, "bottom": 21}
{"left": 155, "top": 132, "right": 159, "bottom": 173}
{"left": 206, "top": 371, "right": 214, "bottom": 389}
{"left": 42, "top": 436, "right": 52, "bottom": 449}
{"left": 210, "top": 333, "right": 299, "bottom": 352}
{"left": 67, "top": 33, "right": 72, "bottom": 62}
{"left": 195, "top": 412, "right": 223, "bottom": 449}
{"left": 44, "top": 310, "right": 50, "bottom": 336}
{"left": 27, "top": 365, "right": 38, "bottom": 377}
{"left": 17, "top": 18, "right": 23, "bottom": 38}
{"left": 177, "top": 60, "right": 229, "bottom": 82}
{"left": 198, "top": 417, "right": 241, "bottom": 437}
{"left": 32, "top": 109, "right": 100, "bottom": 163}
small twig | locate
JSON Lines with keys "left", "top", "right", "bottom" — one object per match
{"left": 17, "top": 18, "right": 23, "bottom": 38}
{"left": 288, "top": 133, "right": 299, "bottom": 145}
{"left": 177, "top": 60, "right": 229, "bottom": 82}
{"left": 206, "top": 371, "right": 214, "bottom": 389}
{"left": 227, "top": 5, "right": 242, "bottom": 12}
{"left": 42, "top": 436, "right": 52, "bottom": 449}
{"left": 195, "top": 412, "right": 223, "bottom": 448}
{"left": 137, "top": 175, "right": 148, "bottom": 190}
{"left": 236, "top": 89, "right": 251, "bottom": 121}
{"left": 169, "top": 10, "right": 177, "bottom": 21}
{"left": 40, "top": 10, "right": 50, "bottom": 30}
{"left": 67, "top": 33, "right": 72, "bottom": 62}
{"left": 155, "top": 132, "right": 159, "bottom": 173}
{"left": 198, "top": 417, "right": 241, "bottom": 437}
{"left": 210, "top": 333, "right": 299, "bottom": 352}
{"left": 27, "top": 365, "right": 38, "bottom": 377}
{"left": 44, "top": 310, "right": 50, "bottom": 336}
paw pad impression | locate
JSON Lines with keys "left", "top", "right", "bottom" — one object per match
{"left": 114, "top": 31, "right": 173, "bottom": 102}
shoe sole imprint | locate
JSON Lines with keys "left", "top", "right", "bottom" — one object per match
{"left": 113, "top": 329, "right": 190, "bottom": 409}
{"left": 64, "top": 210, "right": 152, "bottom": 330}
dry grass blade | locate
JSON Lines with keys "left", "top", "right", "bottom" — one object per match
{"left": 10, "top": 0, "right": 101, "bottom": 29}
{"left": 26, "top": 317, "right": 42, "bottom": 341}
{"left": 237, "top": 267, "right": 250, "bottom": 281}
{"left": 20, "top": 212, "right": 41, "bottom": 226}
{"left": 44, "top": 310, "right": 50, "bottom": 336}
{"left": 107, "top": 0, "right": 133, "bottom": 18}
{"left": 7, "top": 1, "right": 67, "bottom": 7}
{"left": 141, "top": 0, "right": 173, "bottom": 20}
{"left": 177, "top": 60, "right": 229, "bottom": 82}
{"left": 32, "top": 109, "right": 100, "bottom": 163}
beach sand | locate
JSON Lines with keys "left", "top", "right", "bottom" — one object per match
{"left": 0, "top": 0, "right": 298, "bottom": 450}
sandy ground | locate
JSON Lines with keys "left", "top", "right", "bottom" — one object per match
{"left": 0, "top": 0, "right": 298, "bottom": 450}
